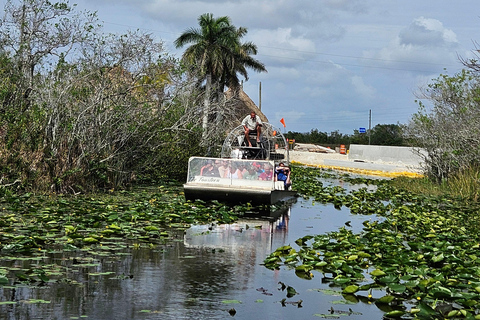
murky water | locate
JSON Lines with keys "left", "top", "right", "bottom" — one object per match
{"left": 0, "top": 186, "right": 386, "bottom": 319}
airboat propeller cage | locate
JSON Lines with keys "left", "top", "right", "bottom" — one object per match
{"left": 221, "top": 122, "right": 289, "bottom": 162}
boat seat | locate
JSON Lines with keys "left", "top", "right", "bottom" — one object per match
{"left": 244, "top": 130, "right": 262, "bottom": 147}
{"left": 274, "top": 181, "right": 285, "bottom": 190}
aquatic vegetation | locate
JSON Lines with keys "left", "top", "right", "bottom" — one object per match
{"left": 0, "top": 184, "right": 256, "bottom": 289}
{"left": 265, "top": 165, "right": 480, "bottom": 319}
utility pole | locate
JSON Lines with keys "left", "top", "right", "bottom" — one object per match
{"left": 368, "top": 109, "right": 371, "bottom": 145}
{"left": 259, "top": 82, "right": 262, "bottom": 110}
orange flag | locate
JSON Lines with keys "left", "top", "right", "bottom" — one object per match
{"left": 280, "top": 118, "right": 286, "bottom": 127}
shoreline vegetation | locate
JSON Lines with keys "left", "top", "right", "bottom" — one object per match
{"left": 1, "top": 165, "right": 480, "bottom": 318}
{"left": 392, "top": 166, "right": 480, "bottom": 203}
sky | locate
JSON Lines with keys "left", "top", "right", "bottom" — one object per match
{"left": 68, "top": 1, "right": 480, "bottom": 133}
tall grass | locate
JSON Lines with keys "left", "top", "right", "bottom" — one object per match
{"left": 392, "top": 166, "right": 480, "bottom": 202}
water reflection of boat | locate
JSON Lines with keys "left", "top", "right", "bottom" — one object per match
{"left": 184, "top": 202, "right": 293, "bottom": 250}
{"left": 183, "top": 123, "right": 297, "bottom": 205}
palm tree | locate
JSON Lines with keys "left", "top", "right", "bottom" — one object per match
{"left": 174, "top": 13, "right": 266, "bottom": 133}
{"left": 221, "top": 27, "right": 267, "bottom": 93}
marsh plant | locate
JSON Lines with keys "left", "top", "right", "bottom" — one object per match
{"left": 265, "top": 166, "right": 480, "bottom": 319}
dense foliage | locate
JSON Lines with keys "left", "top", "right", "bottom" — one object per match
{"left": 406, "top": 68, "right": 480, "bottom": 182}
{"left": 0, "top": 0, "right": 210, "bottom": 192}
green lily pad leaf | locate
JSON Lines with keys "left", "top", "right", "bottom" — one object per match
{"left": 370, "top": 269, "right": 386, "bottom": 277}
{"left": 430, "top": 286, "right": 451, "bottom": 298}
{"left": 416, "top": 302, "right": 440, "bottom": 318}
{"left": 286, "top": 286, "right": 298, "bottom": 298}
{"left": 221, "top": 300, "right": 242, "bottom": 304}
{"left": 357, "top": 251, "right": 371, "bottom": 258}
{"left": 295, "top": 236, "right": 313, "bottom": 246}
{"left": 383, "top": 310, "right": 405, "bottom": 318}
{"left": 83, "top": 237, "right": 98, "bottom": 243}
{"left": 342, "top": 285, "right": 359, "bottom": 294}
{"left": 295, "top": 264, "right": 312, "bottom": 272}
{"left": 387, "top": 283, "right": 406, "bottom": 293}
{"left": 276, "top": 245, "right": 293, "bottom": 253}
{"left": 333, "top": 277, "right": 351, "bottom": 285}
{"left": 0, "top": 301, "right": 16, "bottom": 305}
{"left": 460, "top": 299, "right": 477, "bottom": 307}
{"left": 313, "top": 289, "right": 342, "bottom": 296}
{"left": 432, "top": 253, "right": 444, "bottom": 263}
{"left": 377, "top": 295, "right": 395, "bottom": 304}
{"left": 377, "top": 275, "right": 397, "bottom": 284}
{"left": 295, "top": 270, "right": 313, "bottom": 280}
{"left": 0, "top": 276, "right": 8, "bottom": 285}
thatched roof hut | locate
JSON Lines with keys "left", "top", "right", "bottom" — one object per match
{"left": 225, "top": 87, "right": 268, "bottom": 124}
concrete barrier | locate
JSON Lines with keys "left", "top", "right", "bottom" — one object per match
{"left": 348, "top": 144, "right": 425, "bottom": 167}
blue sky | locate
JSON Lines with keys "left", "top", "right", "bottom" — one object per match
{"left": 71, "top": 1, "right": 480, "bottom": 133}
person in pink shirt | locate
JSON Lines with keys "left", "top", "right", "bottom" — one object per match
{"left": 259, "top": 164, "right": 273, "bottom": 181}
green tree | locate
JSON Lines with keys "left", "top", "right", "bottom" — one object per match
{"left": 1, "top": 0, "right": 97, "bottom": 93}
{"left": 406, "top": 69, "right": 480, "bottom": 182}
{"left": 221, "top": 26, "right": 267, "bottom": 91}
{"left": 350, "top": 129, "right": 369, "bottom": 145}
{"left": 370, "top": 124, "right": 404, "bottom": 146}
{"left": 174, "top": 13, "right": 266, "bottom": 135}
{"left": 0, "top": 1, "right": 204, "bottom": 192}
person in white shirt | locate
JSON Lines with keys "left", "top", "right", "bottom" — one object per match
{"left": 241, "top": 111, "right": 262, "bottom": 147}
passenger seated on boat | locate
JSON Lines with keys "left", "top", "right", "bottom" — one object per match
{"left": 252, "top": 162, "right": 264, "bottom": 177}
{"left": 275, "top": 162, "right": 291, "bottom": 189}
{"left": 241, "top": 111, "right": 262, "bottom": 147}
{"left": 200, "top": 161, "right": 220, "bottom": 177}
{"left": 216, "top": 160, "right": 228, "bottom": 178}
{"left": 243, "top": 165, "right": 259, "bottom": 180}
{"left": 259, "top": 164, "right": 273, "bottom": 181}
{"left": 226, "top": 164, "right": 243, "bottom": 179}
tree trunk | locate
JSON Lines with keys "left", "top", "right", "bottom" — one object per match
{"left": 202, "top": 73, "right": 211, "bottom": 139}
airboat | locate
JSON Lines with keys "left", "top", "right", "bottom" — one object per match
{"left": 183, "top": 123, "right": 296, "bottom": 204}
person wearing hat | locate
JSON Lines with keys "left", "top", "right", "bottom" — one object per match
{"left": 241, "top": 111, "right": 262, "bottom": 147}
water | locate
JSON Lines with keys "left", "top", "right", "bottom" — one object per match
{"left": 0, "top": 193, "right": 386, "bottom": 319}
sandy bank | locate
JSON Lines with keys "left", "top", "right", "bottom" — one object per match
{"left": 288, "top": 145, "right": 423, "bottom": 178}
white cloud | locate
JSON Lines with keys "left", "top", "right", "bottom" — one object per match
{"left": 250, "top": 28, "right": 316, "bottom": 67}
{"left": 76, "top": 0, "right": 479, "bottom": 133}
{"left": 399, "top": 17, "right": 458, "bottom": 48}
{"left": 361, "top": 17, "right": 461, "bottom": 74}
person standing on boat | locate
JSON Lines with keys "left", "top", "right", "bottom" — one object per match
{"left": 241, "top": 111, "right": 262, "bottom": 147}
{"left": 275, "top": 162, "right": 291, "bottom": 189}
